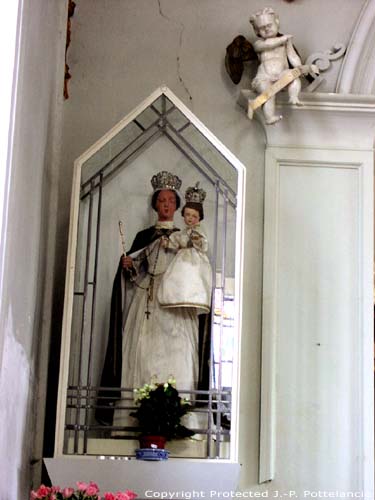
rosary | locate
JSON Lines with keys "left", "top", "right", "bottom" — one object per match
{"left": 130, "top": 235, "right": 167, "bottom": 319}
{"left": 119, "top": 221, "right": 171, "bottom": 320}
{"left": 144, "top": 238, "right": 163, "bottom": 319}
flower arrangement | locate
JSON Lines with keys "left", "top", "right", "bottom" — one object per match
{"left": 30, "top": 482, "right": 137, "bottom": 500}
{"left": 131, "top": 377, "right": 194, "bottom": 440}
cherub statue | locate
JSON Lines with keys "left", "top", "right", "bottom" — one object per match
{"left": 250, "top": 7, "right": 310, "bottom": 124}
{"left": 225, "top": 7, "right": 318, "bottom": 125}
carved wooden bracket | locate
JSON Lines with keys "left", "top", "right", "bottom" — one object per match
{"left": 304, "top": 43, "right": 346, "bottom": 92}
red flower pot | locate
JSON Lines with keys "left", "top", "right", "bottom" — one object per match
{"left": 139, "top": 435, "right": 167, "bottom": 449}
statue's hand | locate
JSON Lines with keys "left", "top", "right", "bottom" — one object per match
{"left": 281, "top": 34, "right": 293, "bottom": 43}
{"left": 160, "top": 235, "right": 169, "bottom": 248}
{"left": 190, "top": 231, "right": 201, "bottom": 242}
{"left": 122, "top": 255, "right": 133, "bottom": 269}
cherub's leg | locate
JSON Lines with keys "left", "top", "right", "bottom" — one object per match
{"left": 252, "top": 76, "right": 283, "bottom": 124}
{"left": 263, "top": 97, "right": 282, "bottom": 125}
{"left": 288, "top": 78, "right": 302, "bottom": 105}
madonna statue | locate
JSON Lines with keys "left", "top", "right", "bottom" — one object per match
{"left": 96, "top": 171, "right": 211, "bottom": 432}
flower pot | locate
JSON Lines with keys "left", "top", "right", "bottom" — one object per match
{"left": 139, "top": 435, "right": 167, "bottom": 449}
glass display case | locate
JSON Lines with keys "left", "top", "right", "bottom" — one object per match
{"left": 54, "top": 86, "right": 245, "bottom": 460}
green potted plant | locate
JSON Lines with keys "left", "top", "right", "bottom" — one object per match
{"left": 131, "top": 377, "right": 194, "bottom": 450}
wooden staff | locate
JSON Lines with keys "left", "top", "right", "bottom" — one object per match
{"left": 118, "top": 220, "right": 126, "bottom": 256}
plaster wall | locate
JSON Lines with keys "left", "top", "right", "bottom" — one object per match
{"left": 52, "top": 0, "right": 370, "bottom": 492}
{"left": 56, "top": 0, "right": 366, "bottom": 488}
{"left": 0, "top": 1, "right": 66, "bottom": 498}
{"left": 57, "top": 0, "right": 268, "bottom": 484}
{"left": 0, "top": 0, "right": 370, "bottom": 496}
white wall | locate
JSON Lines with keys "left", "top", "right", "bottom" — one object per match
{"left": 53, "top": 0, "right": 368, "bottom": 494}
{"left": 57, "top": 0, "right": 266, "bottom": 484}
{"left": 0, "top": 1, "right": 66, "bottom": 498}
{"left": 0, "top": 0, "right": 371, "bottom": 496}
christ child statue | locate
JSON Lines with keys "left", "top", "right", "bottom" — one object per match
{"left": 158, "top": 182, "right": 212, "bottom": 314}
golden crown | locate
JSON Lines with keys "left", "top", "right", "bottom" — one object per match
{"left": 185, "top": 182, "right": 206, "bottom": 204}
{"left": 151, "top": 171, "right": 182, "bottom": 192}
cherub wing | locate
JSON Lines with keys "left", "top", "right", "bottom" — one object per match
{"left": 225, "top": 35, "right": 257, "bottom": 84}
{"left": 225, "top": 33, "right": 315, "bottom": 85}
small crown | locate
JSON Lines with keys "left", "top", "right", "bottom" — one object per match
{"left": 185, "top": 182, "right": 206, "bottom": 204}
{"left": 151, "top": 171, "right": 182, "bottom": 192}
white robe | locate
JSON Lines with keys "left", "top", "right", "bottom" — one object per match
{"left": 158, "top": 225, "right": 212, "bottom": 314}
{"left": 112, "top": 221, "right": 200, "bottom": 432}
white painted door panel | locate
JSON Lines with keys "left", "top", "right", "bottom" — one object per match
{"left": 260, "top": 148, "right": 373, "bottom": 498}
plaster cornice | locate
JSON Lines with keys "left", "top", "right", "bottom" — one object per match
{"left": 239, "top": 90, "right": 375, "bottom": 150}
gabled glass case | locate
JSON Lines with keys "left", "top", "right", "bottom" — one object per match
{"left": 55, "top": 86, "right": 245, "bottom": 459}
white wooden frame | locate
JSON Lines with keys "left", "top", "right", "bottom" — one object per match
{"left": 259, "top": 146, "right": 374, "bottom": 497}
{"left": 54, "top": 86, "right": 246, "bottom": 461}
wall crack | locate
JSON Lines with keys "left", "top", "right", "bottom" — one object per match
{"left": 157, "top": 0, "right": 193, "bottom": 101}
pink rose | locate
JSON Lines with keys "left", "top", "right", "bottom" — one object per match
{"left": 115, "top": 493, "right": 135, "bottom": 500}
{"left": 62, "top": 487, "right": 75, "bottom": 498}
{"left": 86, "top": 482, "right": 100, "bottom": 496}
{"left": 36, "top": 485, "right": 51, "bottom": 498}
{"left": 104, "top": 494, "right": 115, "bottom": 500}
{"left": 115, "top": 491, "right": 137, "bottom": 500}
{"left": 30, "top": 491, "right": 39, "bottom": 500}
{"left": 77, "top": 482, "right": 88, "bottom": 492}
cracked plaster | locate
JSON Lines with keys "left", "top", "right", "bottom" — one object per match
{"left": 157, "top": 0, "right": 192, "bottom": 101}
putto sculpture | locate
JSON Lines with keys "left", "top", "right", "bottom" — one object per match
{"left": 225, "top": 7, "right": 318, "bottom": 124}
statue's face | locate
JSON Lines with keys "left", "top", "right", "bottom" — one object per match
{"left": 155, "top": 189, "right": 177, "bottom": 221}
{"left": 183, "top": 207, "right": 200, "bottom": 227}
{"left": 256, "top": 14, "right": 278, "bottom": 39}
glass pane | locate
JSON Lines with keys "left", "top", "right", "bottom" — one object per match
{"left": 63, "top": 93, "right": 242, "bottom": 459}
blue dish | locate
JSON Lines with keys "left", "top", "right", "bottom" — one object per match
{"left": 135, "top": 448, "right": 170, "bottom": 461}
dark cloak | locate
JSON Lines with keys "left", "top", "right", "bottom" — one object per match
{"left": 95, "top": 225, "right": 212, "bottom": 426}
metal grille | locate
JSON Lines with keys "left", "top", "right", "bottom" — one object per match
{"left": 65, "top": 386, "right": 231, "bottom": 458}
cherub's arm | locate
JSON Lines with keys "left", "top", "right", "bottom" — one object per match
{"left": 286, "top": 38, "right": 302, "bottom": 68}
{"left": 253, "top": 34, "right": 291, "bottom": 53}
